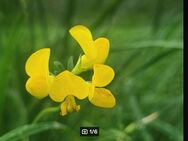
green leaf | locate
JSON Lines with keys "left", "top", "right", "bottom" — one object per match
{"left": 53, "top": 61, "right": 65, "bottom": 75}
{"left": 67, "top": 56, "right": 74, "bottom": 71}
{"left": 54, "top": 61, "right": 64, "bottom": 69}
{"left": 0, "top": 122, "right": 66, "bottom": 141}
{"left": 151, "top": 120, "right": 183, "bottom": 141}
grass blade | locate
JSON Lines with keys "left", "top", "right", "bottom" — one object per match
{"left": 0, "top": 122, "right": 66, "bottom": 141}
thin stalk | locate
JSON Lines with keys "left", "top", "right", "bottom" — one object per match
{"left": 32, "top": 106, "right": 59, "bottom": 124}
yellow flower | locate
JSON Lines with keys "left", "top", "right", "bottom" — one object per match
{"left": 25, "top": 48, "right": 89, "bottom": 102}
{"left": 88, "top": 64, "right": 116, "bottom": 108}
{"left": 25, "top": 24, "right": 116, "bottom": 116}
{"left": 60, "top": 96, "right": 80, "bottom": 116}
{"left": 49, "top": 70, "right": 89, "bottom": 102}
{"left": 25, "top": 48, "right": 54, "bottom": 99}
{"left": 48, "top": 65, "right": 89, "bottom": 116}
{"left": 69, "top": 25, "right": 109, "bottom": 72}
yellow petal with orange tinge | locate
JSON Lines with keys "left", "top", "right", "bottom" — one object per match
{"left": 25, "top": 48, "right": 50, "bottom": 77}
{"left": 26, "top": 76, "right": 49, "bottom": 99}
{"left": 60, "top": 101, "right": 68, "bottom": 116}
{"left": 92, "top": 64, "right": 115, "bottom": 87}
{"left": 69, "top": 25, "right": 97, "bottom": 59}
{"left": 95, "top": 38, "right": 109, "bottom": 64}
{"left": 89, "top": 88, "right": 116, "bottom": 108}
{"left": 49, "top": 70, "right": 89, "bottom": 102}
{"left": 60, "top": 96, "right": 81, "bottom": 116}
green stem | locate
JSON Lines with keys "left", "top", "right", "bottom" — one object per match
{"left": 71, "top": 56, "right": 84, "bottom": 75}
{"left": 32, "top": 106, "right": 59, "bottom": 124}
{"left": 124, "top": 112, "right": 159, "bottom": 134}
{"left": 71, "top": 63, "right": 81, "bottom": 75}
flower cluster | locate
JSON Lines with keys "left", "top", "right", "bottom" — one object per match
{"left": 25, "top": 25, "right": 116, "bottom": 116}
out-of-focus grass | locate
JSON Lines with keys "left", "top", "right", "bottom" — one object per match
{"left": 0, "top": 0, "right": 183, "bottom": 141}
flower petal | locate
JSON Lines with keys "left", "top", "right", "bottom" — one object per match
{"left": 49, "top": 70, "right": 89, "bottom": 102}
{"left": 92, "top": 64, "right": 115, "bottom": 87}
{"left": 60, "top": 96, "right": 81, "bottom": 116}
{"left": 87, "top": 83, "right": 95, "bottom": 101}
{"left": 80, "top": 55, "right": 95, "bottom": 69}
{"left": 69, "top": 25, "right": 97, "bottom": 59}
{"left": 26, "top": 76, "right": 49, "bottom": 99}
{"left": 60, "top": 101, "right": 68, "bottom": 116}
{"left": 95, "top": 38, "right": 109, "bottom": 64}
{"left": 89, "top": 88, "right": 116, "bottom": 108}
{"left": 25, "top": 48, "right": 50, "bottom": 77}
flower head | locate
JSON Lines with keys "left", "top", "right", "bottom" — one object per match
{"left": 88, "top": 64, "right": 116, "bottom": 108}
{"left": 25, "top": 48, "right": 89, "bottom": 102}
{"left": 25, "top": 24, "right": 116, "bottom": 117}
{"left": 69, "top": 25, "right": 109, "bottom": 72}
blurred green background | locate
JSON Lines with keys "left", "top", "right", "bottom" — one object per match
{"left": 0, "top": 0, "right": 183, "bottom": 141}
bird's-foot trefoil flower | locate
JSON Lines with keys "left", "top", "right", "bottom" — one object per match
{"left": 88, "top": 64, "right": 116, "bottom": 108}
{"left": 25, "top": 48, "right": 89, "bottom": 103}
{"left": 50, "top": 64, "right": 89, "bottom": 116}
{"left": 25, "top": 48, "right": 54, "bottom": 99}
{"left": 49, "top": 70, "right": 89, "bottom": 102}
{"left": 70, "top": 25, "right": 109, "bottom": 74}
{"left": 25, "top": 24, "right": 116, "bottom": 118}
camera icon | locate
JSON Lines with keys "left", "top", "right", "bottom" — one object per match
{"left": 81, "top": 129, "right": 88, "bottom": 135}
